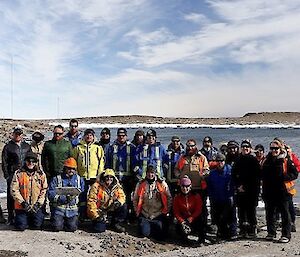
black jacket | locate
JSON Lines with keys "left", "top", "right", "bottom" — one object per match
{"left": 1, "top": 140, "right": 31, "bottom": 179}
{"left": 232, "top": 153, "right": 261, "bottom": 200}
{"left": 262, "top": 152, "right": 298, "bottom": 201}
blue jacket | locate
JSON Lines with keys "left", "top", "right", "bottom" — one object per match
{"left": 64, "top": 131, "right": 83, "bottom": 148}
{"left": 207, "top": 164, "right": 234, "bottom": 203}
{"left": 135, "top": 142, "right": 169, "bottom": 179}
{"left": 48, "top": 173, "right": 85, "bottom": 218}
{"left": 166, "top": 144, "right": 184, "bottom": 183}
{"left": 200, "top": 146, "right": 218, "bottom": 162}
{"left": 105, "top": 140, "right": 137, "bottom": 181}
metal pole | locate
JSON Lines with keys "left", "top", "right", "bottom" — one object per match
{"left": 11, "top": 55, "right": 13, "bottom": 119}
{"left": 57, "top": 97, "right": 60, "bottom": 119}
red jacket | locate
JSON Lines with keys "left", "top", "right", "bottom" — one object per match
{"left": 290, "top": 152, "right": 300, "bottom": 172}
{"left": 173, "top": 192, "right": 202, "bottom": 224}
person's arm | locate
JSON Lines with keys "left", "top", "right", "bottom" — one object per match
{"left": 10, "top": 172, "right": 25, "bottom": 204}
{"left": 87, "top": 183, "right": 101, "bottom": 220}
{"left": 188, "top": 194, "right": 202, "bottom": 223}
{"left": 284, "top": 159, "right": 298, "bottom": 181}
{"left": 1, "top": 145, "right": 9, "bottom": 179}
{"left": 173, "top": 195, "right": 184, "bottom": 223}
{"left": 37, "top": 174, "right": 48, "bottom": 206}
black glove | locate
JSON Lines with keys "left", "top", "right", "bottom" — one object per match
{"left": 181, "top": 220, "right": 192, "bottom": 235}
{"left": 31, "top": 203, "right": 41, "bottom": 214}
{"left": 21, "top": 202, "right": 31, "bottom": 213}
{"left": 113, "top": 200, "right": 122, "bottom": 209}
{"left": 66, "top": 194, "right": 75, "bottom": 202}
{"left": 58, "top": 195, "right": 67, "bottom": 204}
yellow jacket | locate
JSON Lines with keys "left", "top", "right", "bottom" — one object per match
{"left": 87, "top": 176, "right": 126, "bottom": 220}
{"left": 11, "top": 168, "right": 48, "bottom": 209}
{"left": 73, "top": 140, "right": 105, "bottom": 180}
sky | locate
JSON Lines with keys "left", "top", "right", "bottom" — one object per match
{"left": 0, "top": 0, "right": 300, "bottom": 119}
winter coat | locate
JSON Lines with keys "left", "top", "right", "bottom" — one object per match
{"left": 72, "top": 140, "right": 105, "bottom": 180}
{"left": 2, "top": 140, "right": 31, "bottom": 180}
{"left": 64, "top": 131, "right": 83, "bottom": 148}
{"left": 42, "top": 139, "right": 72, "bottom": 178}
{"left": 207, "top": 164, "right": 234, "bottom": 203}
{"left": 175, "top": 153, "right": 209, "bottom": 190}
{"left": 10, "top": 168, "right": 48, "bottom": 210}
{"left": 31, "top": 141, "right": 44, "bottom": 172}
{"left": 200, "top": 146, "right": 219, "bottom": 162}
{"left": 232, "top": 154, "right": 261, "bottom": 202}
{"left": 87, "top": 176, "right": 126, "bottom": 220}
{"left": 173, "top": 192, "right": 202, "bottom": 223}
{"left": 135, "top": 143, "right": 169, "bottom": 179}
{"left": 133, "top": 179, "right": 172, "bottom": 220}
{"left": 105, "top": 140, "right": 137, "bottom": 180}
{"left": 48, "top": 173, "right": 85, "bottom": 218}
{"left": 262, "top": 152, "right": 298, "bottom": 201}
{"left": 166, "top": 145, "right": 185, "bottom": 183}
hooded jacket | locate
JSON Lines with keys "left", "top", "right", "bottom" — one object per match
{"left": 87, "top": 174, "right": 125, "bottom": 220}
{"left": 73, "top": 139, "right": 105, "bottom": 180}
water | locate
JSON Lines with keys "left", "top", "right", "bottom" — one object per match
{"left": 2, "top": 127, "right": 300, "bottom": 200}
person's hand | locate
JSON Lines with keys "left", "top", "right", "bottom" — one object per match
{"left": 59, "top": 195, "right": 67, "bottom": 204}
{"left": 113, "top": 200, "right": 122, "bottom": 209}
{"left": 238, "top": 185, "right": 245, "bottom": 193}
{"left": 31, "top": 203, "right": 41, "bottom": 214}
{"left": 66, "top": 194, "right": 75, "bottom": 202}
{"left": 21, "top": 201, "right": 31, "bottom": 213}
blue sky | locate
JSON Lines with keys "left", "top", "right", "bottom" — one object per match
{"left": 0, "top": 0, "right": 300, "bottom": 119}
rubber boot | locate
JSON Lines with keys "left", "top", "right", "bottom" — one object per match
{"left": 0, "top": 205, "right": 6, "bottom": 224}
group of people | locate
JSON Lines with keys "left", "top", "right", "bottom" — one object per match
{"left": 0, "top": 119, "right": 299, "bottom": 245}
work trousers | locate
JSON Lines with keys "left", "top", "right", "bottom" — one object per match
{"left": 138, "top": 214, "right": 168, "bottom": 241}
{"left": 15, "top": 209, "right": 44, "bottom": 231}
{"left": 52, "top": 214, "right": 78, "bottom": 232}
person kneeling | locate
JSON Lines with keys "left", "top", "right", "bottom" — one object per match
{"left": 173, "top": 175, "right": 205, "bottom": 244}
{"left": 87, "top": 169, "right": 127, "bottom": 233}
{"left": 11, "top": 152, "right": 48, "bottom": 231}
{"left": 133, "top": 165, "right": 172, "bottom": 241}
{"left": 48, "top": 158, "right": 85, "bottom": 232}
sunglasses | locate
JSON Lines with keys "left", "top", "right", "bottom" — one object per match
{"left": 26, "top": 159, "right": 37, "bottom": 163}
{"left": 105, "top": 176, "right": 114, "bottom": 179}
{"left": 181, "top": 185, "right": 191, "bottom": 188}
{"left": 70, "top": 125, "right": 78, "bottom": 128}
{"left": 241, "top": 145, "right": 250, "bottom": 148}
{"left": 186, "top": 144, "right": 196, "bottom": 147}
{"left": 54, "top": 132, "right": 63, "bottom": 136}
{"left": 117, "top": 134, "right": 126, "bottom": 137}
{"left": 270, "top": 147, "right": 280, "bottom": 151}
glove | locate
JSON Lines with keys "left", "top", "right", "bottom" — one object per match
{"left": 181, "top": 220, "right": 192, "bottom": 235}
{"left": 21, "top": 202, "right": 31, "bottom": 213}
{"left": 58, "top": 195, "right": 67, "bottom": 204}
{"left": 31, "top": 203, "right": 41, "bottom": 214}
{"left": 66, "top": 194, "right": 75, "bottom": 202}
{"left": 113, "top": 200, "right": 122, "bottom": 209}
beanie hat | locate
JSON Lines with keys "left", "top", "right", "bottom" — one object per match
{"left": 84, "top": 129, "right": 95, "bottom": 136}
{"left": 227, "top": 140, "right": 239, "bottom": 148}
{"left": 101, "top": 128, "right": 110, "bottom": 135}
{"left": 271, "top": 139, "right": 284, "bottom": 149}
{"left": 117, "top": 128, "right": 127, "bottom": 136}
{"left": 254, "top": 144, "right": 264, "bottom": 152}
{"left": 32, "top": 131, "right": 45, "bottom": 142}
{"left": 180, "top": 175, "right": 192, "bottom": 186}
{"left": 64, "top": 157, "right": 77, "bottom": 169}
{"left": 135, "top": 130, "right": 144, "bottom": 136}
{"left": 171, "top": 135, "right": 180, "bottom": 141}
{"left": 203, "top": 136, "right": 212, "bottom": 143}
{"left": 241, "top": 139, "right": 252, "bottom": 148}
{"left": 215, "top": 153, "right": 226, "bottom": 161}
{"left": 146, "top": 129, "right": 156, "bottom": 137}
{"left": 24, "top": 152, "right": 38, "bottom": 162}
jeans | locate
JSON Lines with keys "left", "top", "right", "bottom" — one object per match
{"left": 138, "top": 214, "right": 168, "bottom": 240}
{"left": 51, "top": 214, "right": 78, "bottom": 232}
{"left": 15, "top": 209, "right": 44, "bottom": 231}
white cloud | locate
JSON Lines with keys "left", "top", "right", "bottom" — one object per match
{"left": 184, "top": 13, "right": 209, "bottom": 24}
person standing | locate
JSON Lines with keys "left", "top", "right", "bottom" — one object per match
{"left": 97, "top": 127, "right": 111, "bottom": 156}
{"left": 64, "top": 119, "right": 83, "bottom": 148}
{"left": 48, "top": 158, "right": 85, "bottom": 232}
{"left": 207, "top": 153, "right": 237, "bottom": 240}
{"left": 10, "top": 152, "right": 48, "bottom": 231}
{"left": 2, "top": 127, "right": 31, "bottom": 224}
{"left": 166, "top": 136, "right": 184, "bottom": 195}
{"left": 42, "top": 125, "right": 73, "bottom": 180}
{"left": 30, "top": 131, "right": 45, "bottom": 172}
{"left": 134, "top": 129, "right": 169, "bottom": 180}
{"left": 200, "top": 136, "right": 218, "bottom": 163}
{"left": 262, "top": 139, "right": 298, "bottom": 243}
{"left": 73, "top": 129, "right": 105, "bottom": 219}
{"left": 131, "top": 130, "right": 145, "bottom": 147}
{"left": 232, "top": 140, "right": 261, "bottom": 238}
{"left": 133, "top": 165, "right": 172, "bottom": 240}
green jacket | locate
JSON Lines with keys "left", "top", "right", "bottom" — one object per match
{"left": 73, "top": 140, "right": 105, "bottom": 180}
{"left": 42, "top": 139, "right": 72, "bottom": 178}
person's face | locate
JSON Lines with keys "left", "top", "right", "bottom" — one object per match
{"left": 146, "top": 170, "right": 156, "bottom": 180}
{"left": 53, "top": 128, "right": 64, "bottom": 141}
{"left": 69, "top": 122, "right": 78, "bottom": 134}
{"left": 255, "top": 149, "right": 264, "bottom": 158}
{"left": 65, "top": 167, "right": 75, "bottom": 177}
{"left": 241, "top": 145, "right": 251, "bottom": 155}
{"left": 172, "top": 140, "right": 180, "bottom": 149}
{"left": 117, "top": 134, "right": 127, "bottom": 144}
{"left": 180, "top": 184, "right": 191, "bottom": 194}
{"left": 186, "top": 141, "right": 197, "bottom": 155}
{"left": 13, "top": 132, "right": 23, "bottom": 143}
{"left": 146, "top": 135, "right": 156, "bottom": 145}
{"left": 220, "top": 146, "right": 227, "bottom": 155}
{"left": 217, "top": 160, "right": 225, "bottom": 169}
{"left": 228, "top": 146, "right": 238, "bottom": 155}
{"left": 25, "top": 158, "right": 37, "bottom": 170}
{"left": 84, "top": 133, "right": 94, "bottom": 143}
{"left": 137, "top": 135, "right": 144, "bottom": 144}
{"left": 104, "top": 175, "right": 114, "bottom": 186}
{"left": 270, "top": 143, "right": 281, "bottom": 157}
{"left": 101, "top": 133, "right": 110, "bottom": 140}
{"left": 203, "top": 140, "right": 212, "bottom": 149}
